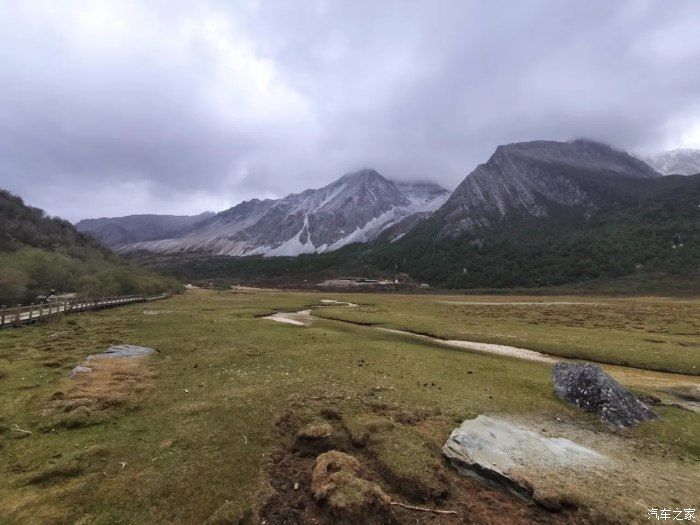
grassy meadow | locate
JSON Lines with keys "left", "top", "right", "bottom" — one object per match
{"left": 313, "top": 294, "right": 700, "bottom": 375}
{"left": 0, "top": 289, "right": 698, "bottom": 524}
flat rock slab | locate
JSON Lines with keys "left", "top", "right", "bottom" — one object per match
{"left": 69, "top": 345, "right": 156, "bottom": 377}
{"left": 87, "top": 344, "right": 157, "bottom": 361}
{"left": 443, "top": 416, "right": 607, "bottom": 503}
{"left": 67, "top": 365, "right": 93, "bottom": 378}
{"left": 552, "top": 362, "right": 658, "bottom": 427}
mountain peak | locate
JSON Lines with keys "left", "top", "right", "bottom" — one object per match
{"left": 339, "top": 168, "right": 385, "bottom": 184}
{"left": 435, "top": 139, "right": 660, "bottom": 237}
{"left": 569, "top": 137, "right": 613, "bottom": 148}
{"left": 489, "top": 139, "right": 659, "bottom": 178}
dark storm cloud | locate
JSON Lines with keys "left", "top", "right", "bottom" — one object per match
{"left": 0, "top": 0, "right": 699, "bottom": 220}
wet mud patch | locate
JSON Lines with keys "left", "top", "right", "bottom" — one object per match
{"left": 255, "top": 405, "right": 591, "bottom": 525}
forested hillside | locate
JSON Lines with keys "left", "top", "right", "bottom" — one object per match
{"left": 0, "top": 190, "right": 180, "bottom": 305}
{"left": 365, "top": 174, "right": 700, "bottom": 289}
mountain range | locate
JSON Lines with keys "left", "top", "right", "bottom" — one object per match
{"left": 75, "top": 212, "right": 214, "bottom": 249}
{"left": 113, "top": 171, "right": 449, "bottom": 256}
{"left": 5, "top": 138, "right": 699, "bottom": 291}
{"left": 128, "top": 138, "right": 698, "bottom": 292}
{"left": 641, "top": 148, "right": 700, "bottom": 176}
{"left": 99, "top": 139, "right": 665, "bottom": 255}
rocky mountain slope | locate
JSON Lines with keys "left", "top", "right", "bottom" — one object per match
{"left": 75, "top": 212, "right": 214, "bottom": 249}
{"left": 120, "top": 170, "right": 448, "bottom": 257}
{"left": 434, "top": 139, "right": 660, "bottom": 237}
{"left": 641, "top": 148, "right": 700, "bottom": 175}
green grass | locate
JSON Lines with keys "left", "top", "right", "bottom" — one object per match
{"left": 0, "top": 289, "right": 698, "bottom": 524}
{"left": 312, "top": 294, "right": 700, "bottom": 375}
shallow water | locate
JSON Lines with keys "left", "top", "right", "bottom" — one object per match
{"left": 379, "top": 327, "right": 556, "bottom": 363}
{"left": 262, "top": 302, "right": 700, "bottom": 409}
{"left": 263, "top": 310, "right": 313, "bottom": 326}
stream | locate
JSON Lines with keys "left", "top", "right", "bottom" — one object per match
{"left": 263, "top": 300, "right": 700, "bottom": 412}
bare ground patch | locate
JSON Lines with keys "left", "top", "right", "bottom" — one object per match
{"left": 43, "top": 355, "right": 154, "bottom": 429}
{"left": 251, "top": 403, "right": 591, "bottom": 525}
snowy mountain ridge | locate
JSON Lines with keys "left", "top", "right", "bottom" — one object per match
{"left": 641, "top": 148, "right": 700, "bottom": 176}
{"left": 120, "top": 169, "right": 449, "bottom": 257}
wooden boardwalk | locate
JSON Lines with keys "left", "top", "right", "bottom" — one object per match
{"left": 0, "top": 293, "right": 170, "bottom": 329}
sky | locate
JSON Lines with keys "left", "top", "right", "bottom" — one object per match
{"left": 1, "top": 1, "right": 699, "bottom": 221}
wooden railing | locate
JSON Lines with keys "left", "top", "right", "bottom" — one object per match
{"left": 0, "top": 293, "right": 171, "bottom": 329}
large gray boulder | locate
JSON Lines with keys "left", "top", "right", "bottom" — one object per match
{"left": 552, "top": 362, "right": 657, "bottom": 427}
{"left": 443, "top": 416, "right": 607, "bottom": 508}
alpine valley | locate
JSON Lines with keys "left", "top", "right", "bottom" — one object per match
{"left": 74, "top": 139, "right": 699, "bottom": 291}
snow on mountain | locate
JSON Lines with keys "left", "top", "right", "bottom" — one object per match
{"left": 394, "top": 180, "right": 450, "bottom": 211}
{"left": 641, "top": 149, "right": 700, "bottom": 175}
{"left": 120, "top": 169, "right": 449, "bottom": 257}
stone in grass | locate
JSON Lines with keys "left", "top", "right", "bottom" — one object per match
{"left": 443, "top": 416, "right": 607, "bottom": 509}
{"left": 552, "top": 362, "right": 658, "bottom": 427}
{"left": 294, "top": 423, "right": 334, "bottom": 456}
{"left": 311, "top": 451, "right": 390, "bottom": 523}
{"left": 68, "top": 365, "right": 92, "bottom": 378}
{"left": 87, "top": 344, "right": 157, "bottom": 360}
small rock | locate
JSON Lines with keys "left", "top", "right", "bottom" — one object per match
{"left": 551, "top": 362, "right": 658, "bottom": 427}
{"left": 68, "top": 365, "right": 92, "bottom": 378}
